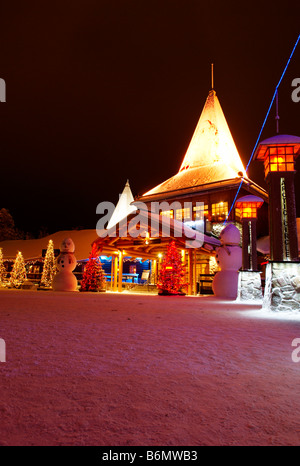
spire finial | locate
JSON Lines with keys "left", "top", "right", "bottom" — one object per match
{"left": 211, "top": 63, "right": 214, "bottom": 90}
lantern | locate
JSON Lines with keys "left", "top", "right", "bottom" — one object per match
{"left": 254, "top": 134, "right": 300, "bottom": 261}
{"left": 255, "top": 138, "right": 300, "bottom": 178}
{"left": 236, "top": 195, "right": 264, "bottom": 271}
{"left": 236, "top": 195, "right": 264, "bottom": 220}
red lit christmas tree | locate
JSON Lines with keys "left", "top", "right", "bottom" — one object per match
{"left": 80, "top": 249, "right": 106, "bottom": 292}
{"left": 157, "top": 241, "right": 187, "bottom": 295}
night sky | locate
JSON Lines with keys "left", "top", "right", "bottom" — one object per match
{"left": 1, "top": 1, "right": 300, "bottom": 236}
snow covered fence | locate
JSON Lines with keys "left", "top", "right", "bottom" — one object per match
{"left": 0, "top": 338, "right": 6, "bottom": 362}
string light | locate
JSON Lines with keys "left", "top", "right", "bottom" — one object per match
{"left": 224, "top": 34, "right": 300, "bottom": 225}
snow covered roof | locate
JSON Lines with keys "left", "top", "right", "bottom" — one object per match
{"left": 258, "top": 134, "right": 300, "bottom": 146}
{"left": 235, "top": 195, "right": 264, "bottom": 207}
{"left": 107, "top": 180, "right": 137, "bottom": 229}
{"left": 0, "top": 230, "right": 99, "bottom": 261}
{"left": 141, "top": 89, "right": 248, "bottom": 199}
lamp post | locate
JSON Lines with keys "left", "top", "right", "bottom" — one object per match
{"left": 253, "top": 134, "right": 300, "bottom": 311}
{"left": 236, "top": 195, "right": 264, "bottom": 271}
{"left": 253, "top": 134, "right": 300, "bottom": 261}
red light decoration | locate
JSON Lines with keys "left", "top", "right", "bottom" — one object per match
{"left": 80, "top": 250, "right": 106, "bottom": 292}
{"left": 157, "top": 241, "right": 187, "bottom": 295}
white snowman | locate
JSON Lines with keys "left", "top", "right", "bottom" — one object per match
{"left": 212, "top": 224, "right": 242, "bottom": 299}
{"left": 52, "top": 238, "right": 78, "bottom": 292}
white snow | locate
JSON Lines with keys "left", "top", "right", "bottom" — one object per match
{"left": 0, "top": 229, "right": 98, "bottom": 261}
{"left": 0, "top": 289, "right": 300, "bottom": 446}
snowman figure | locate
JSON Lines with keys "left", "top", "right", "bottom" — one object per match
{"left": 212, "top": 224, "right": 242, "bottom": 299}
{"left": 52, "top": 238, "right": 78, "bottom": 291}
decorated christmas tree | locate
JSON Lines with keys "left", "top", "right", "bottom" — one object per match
{"left": 0, "top": 248, "right": 7, "bottom": 285}
{"left": 10, "top": 251, "right": 27, "bottom": 288}
{"left": 40, "top": 239, "right": 56, "bottom": 287}
{"left": 80, "top": 249, "right": 106, "bottom": 292}
{"left": 157, "top": 241, "right": 187, "bottom": 295}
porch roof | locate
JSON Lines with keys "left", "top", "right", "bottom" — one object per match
{"left": 93, "top": 209, "right": 220, "bottom": 259}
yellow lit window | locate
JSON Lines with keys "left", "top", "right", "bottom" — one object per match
{"left": 211, "top": 202, "right": 228, "bottom": 221}
{"left": 160, "top": 210, "right": 174, "bottom": 219}
{"left": 175, "top": 207, "right": 192, "bottom": 221}
{"left": 193, "top": 204, "right": 208, "bottom": 220}
{"left": 235, "top": 207, "right": 241, "bottom": 220}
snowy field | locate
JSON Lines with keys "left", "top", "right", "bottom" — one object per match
{"left": 0, "top": 289, "right": 300, "bottom": 446}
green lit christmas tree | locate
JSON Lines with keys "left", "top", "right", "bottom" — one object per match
{"left": 0, "top": 248, "right": 7, "bottom": 285}
{"left": 157, "top": 241, "right": 187, "bottom": 295}
{"left": 10, "top": 251, "right": 27, "bottom": 288}
{"left": 80, "top": 249, "right": 106, "bottom": 292}
{"left": 40, "top": 239, "right": 57, "bottom": 287}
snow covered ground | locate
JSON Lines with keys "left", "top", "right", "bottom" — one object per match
{"left": 0, "top": 289, "right": 300, "bottom": 446}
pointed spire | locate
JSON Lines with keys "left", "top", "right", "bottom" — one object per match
{"left": 179, "top": 89, "right": 246, "bottom": 176}
{"left": 141, "top": 89, "right": 247, "bottom": 199}
{"left": 107, "top": 180, "right": 136, "bottom": 230}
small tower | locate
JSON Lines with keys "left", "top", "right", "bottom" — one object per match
{"left": 254, "top": 134, "right": 300, "bottom": 311}
{"left": 254, "top": 134, "right": 300, "bottom": 261}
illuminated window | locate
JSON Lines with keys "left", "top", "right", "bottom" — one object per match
{"left": 264, "top": 146, "right": 295, "bottom": 176}
{"left": 175, "top": 207, "right": 192, "bottom": 221}
{"left": 235, "top": 207, "right": 241, "bottom": 220}
{"left": 160, "top": 210, "right": 174, "bottom": 219}
{"left": 211, "top": 202, "right": 228, "bottom": 221}
{"left": 193, "top": 204, "right": 208, "bottom": 220}
{"left": 239, "top": 203, "right": 260, "bottom": 218}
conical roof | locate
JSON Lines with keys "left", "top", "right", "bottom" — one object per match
{"left": 107, "top": 180, "right": 136, "bottom": 229}
{"left": 179, "top": 90, "right": 246, "bottom": 173}
{"left": 142, "top": 89, "right": 247, "bottom": 198}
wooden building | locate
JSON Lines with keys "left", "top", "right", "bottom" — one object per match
{"left": 133, "top": 88, "right": 268, "bottom": 291}
{"left": 93, "top": 88, "right": 268, "bottom": 294}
